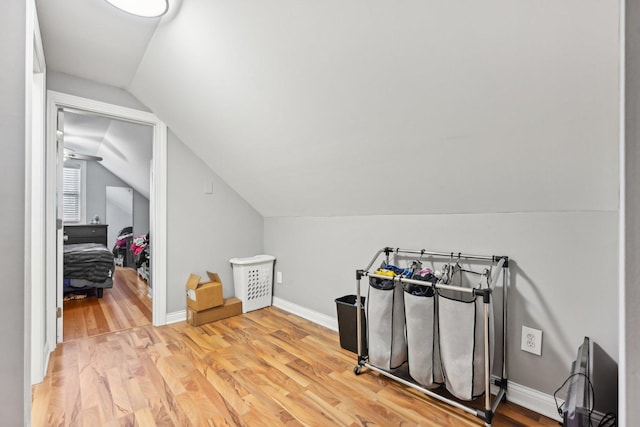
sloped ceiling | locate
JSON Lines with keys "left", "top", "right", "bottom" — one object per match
{"left": 36, "top": 0, "right": 161, "bottom": 87}
{"left": 64, "top": 110, "right": 153, "bottom": 198}
{"left": 129, "top": 0, "right": 619, "bottom": 217}
{"left": 38, "top": 0, "right": 620, "bottom": 217}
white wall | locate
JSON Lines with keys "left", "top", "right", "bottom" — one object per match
{"left": 85, "top": 161, "right": 150, "bottom": 238}
{"left": 130, "top": 0, "right": 619, "bottom": 218}
{"left": 265, "top": 212, "right": 618, "bottom": 402}
{"left": 166, "top": 130, "right": 263, "bottom": 312}
{"left": 624, "top": 0, "right": 640, "bottom": 423}
{"left": 105, "top": 186, "right": 134, "bottom": 249}
{"left": 0, "top": 0, "right": 27, "bottom": 424}
{"left": 97, "top": 119, "right": 153, "bottom": 199}
{"left": 131, "top": 0, "right": 623, "bottom": 413}
{"left": 63, "top": 110, "right": 154, "bottom": 199}
{"left": 48, "top": 71, "right": 150, "bottom": 112}
{"left": 47, "top": 73, "right": 264, "bottom": 315}
{"left": 44, "top": 0, "right": 623, "bottom": 419}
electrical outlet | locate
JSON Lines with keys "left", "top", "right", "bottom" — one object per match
{"left": 276, "top": 271, "right": 283, "bottom": 284}
{"left": 203, "top": 180, "right": 213, "bottom": 194}
{"left": 521, "top": 326, "right": 542, "bottom": 356}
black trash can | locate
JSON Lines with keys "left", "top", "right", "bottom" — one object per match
{"left": 335, "top": 295, "right": 367, "bottom": 354}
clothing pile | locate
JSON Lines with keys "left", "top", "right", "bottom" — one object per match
{"left": 112, "top": 226, "right": 133, "bottom": 266}
{"left": 131, "top": 233, "right": 150, "bottom": 268}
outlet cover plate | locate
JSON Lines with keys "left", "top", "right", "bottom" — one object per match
{"left": 276, "top": 271, "right": 283, "bottom": 284}
{"left": 521, "top": 325, "right": 542, "bottom": 356}
{"left": 203, "top": 180, "right": 214, "bottom": 194}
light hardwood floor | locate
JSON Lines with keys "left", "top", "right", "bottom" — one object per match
{"left": 34, "top": 306, "right": 556, "bottom": 426}
{"left": 63, "top": 267, "right": 152, "bottom": 342}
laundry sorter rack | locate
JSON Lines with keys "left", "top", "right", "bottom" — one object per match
{"left": 354, "top": 247, "right": 509, "bottom": 427}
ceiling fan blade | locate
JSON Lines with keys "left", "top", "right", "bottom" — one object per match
{"left": 66, "top": 152, "right": 103, "bottom": 161}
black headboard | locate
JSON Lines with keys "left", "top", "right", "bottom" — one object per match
{"left": 63, "top": 224, "right": 108, "bottom": 246}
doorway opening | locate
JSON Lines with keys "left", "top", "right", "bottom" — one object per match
{"left": 60, "top": 109, "right": 154, "bottom": 341}
{"left": 45, "top": 91, "right": 167, "bottom": 350}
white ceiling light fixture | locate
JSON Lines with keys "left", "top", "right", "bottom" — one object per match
{"left": 104, "top": 0, "right": 168, "bottom": 18}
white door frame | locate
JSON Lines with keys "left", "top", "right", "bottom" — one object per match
{"left": 26, "top": 0, "right": 47, "bottom": 391}
{"left": 28, "top": 5, "right": 47, "bottom": 385}
{"left": 45, "top": 91, "right": 168, "bottom": 347}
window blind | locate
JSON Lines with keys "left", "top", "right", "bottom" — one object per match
{"left": 63, "top": 166, "right": 81, "bottom": 222}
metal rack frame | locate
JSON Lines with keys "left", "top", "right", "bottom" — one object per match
{"left": 354, "top": 247, "right": 509, "bottom": 427}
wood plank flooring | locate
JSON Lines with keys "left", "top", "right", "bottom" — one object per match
{"left": 63, "top": 267, "right": 152, "bottom": 342}
{"left": 34, "top": 307, "right": 557, "bottom": 426}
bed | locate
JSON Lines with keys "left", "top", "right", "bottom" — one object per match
{"left": 63, "top": 225, "right": 114, "bottom": 298}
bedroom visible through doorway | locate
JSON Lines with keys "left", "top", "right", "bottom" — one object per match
{"left": 39, "top": 90, "right": 167, "bottom": 381}
{"left": 59, "top": 108, "right": 153, "bottom": 341}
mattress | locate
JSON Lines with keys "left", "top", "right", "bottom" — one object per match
{"left": 63, "top": 243, "right": 115, "bottom": 283}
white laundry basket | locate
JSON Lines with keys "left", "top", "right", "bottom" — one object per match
{"left": 229, "top": 254, "right": 276, "bottom": 313}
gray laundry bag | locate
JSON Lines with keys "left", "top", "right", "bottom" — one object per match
{"left": 403, "top": 283, "right": 444, "bottom": 388}
{"left": 437, "top": 267, "right": 494, "bottom": 400}
{"left": 367, "top": 277, "right": 407, "bottom": 370}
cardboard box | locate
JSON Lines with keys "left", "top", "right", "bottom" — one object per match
{"left": 186, "top": 297, "right": 242, "bottom": 326}
{"left": 186, "top": 272, "right": 224, "bottom": 312}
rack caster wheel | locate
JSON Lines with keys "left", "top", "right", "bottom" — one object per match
{"left": 501, "top": 393, "right": 507, "bottom": 403}
{"left": 353, "top": 365, "right": 361, "bottom": 375}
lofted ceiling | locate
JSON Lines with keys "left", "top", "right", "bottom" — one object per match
{"left": 36, "top": 0, "right": 161, "bottom": 88}
{"left": 64, "top": 110, "right": 153, "bottom": 198}
{"left": 38, "top": 0, "right": 620, "bottom": 217}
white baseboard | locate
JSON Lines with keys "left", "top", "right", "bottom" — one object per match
{"left": 166, "top": 309, "right": 186, "bottom": 324}
{"left": 492, "top": 377, "right": 607, "bottom": 423}
{"left": 31, "top": 343, "right": 51, "bottom": 385}
{"left": 491, "top": 376, "right": 562, "bottom": 422}
{"left": 270, "top": 296, "right": 601, "bottom": 424}
{"left": 272, "top": 297, "right": 338, "bottom": 331}
{"left": 42, "top": 343, "right": 51, "bottom": 381}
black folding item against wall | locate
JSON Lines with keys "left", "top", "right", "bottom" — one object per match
{"left": 563, "top": 337, "right": 591, "bottom": 427}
